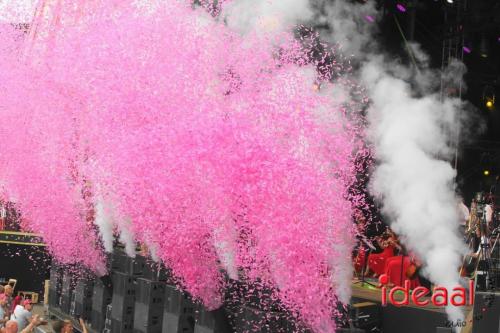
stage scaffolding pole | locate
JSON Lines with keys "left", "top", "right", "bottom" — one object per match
{"left": 439, "top": 0, "right": 467, "bottom": 171}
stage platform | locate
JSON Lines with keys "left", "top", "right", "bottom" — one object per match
{"left": 351, "top": 278, "right": 477, "bottom": 333}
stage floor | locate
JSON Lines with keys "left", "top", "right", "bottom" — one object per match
{"left": 351, "top": 278, "right": 475, "bottom": 333}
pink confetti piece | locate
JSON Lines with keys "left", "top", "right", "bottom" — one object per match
{"left": 365, "top": 15, "right": 375, "bottom": 22}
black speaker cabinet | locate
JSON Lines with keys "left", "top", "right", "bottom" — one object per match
{"left": 111, "top": 272, "right": 137, "bottom": 333}
{"left": 194, "top": 306, "right": 233, "bottom": 333}
{"left": 233, "top": 306, "right": 295, "bottom": 333}
{"left": 133, "top": 278, "right": 165, "bottom": 333}
{"left": 90, "top": 277, "right": 113, "bottom": 332}
{"left": 48, "top": 263, "right": 63, "bottom": 308}
{"left": 73, "top": 278, "right": 94, "bottom": 320}
{"left": 60, "top": 271, "right": 76, "bottom": 314}
{"left": 473, "top": 291, "right": 500, "bottom": 333}
{"left": 162, "top": 285, "right": 196, "bottom": 333}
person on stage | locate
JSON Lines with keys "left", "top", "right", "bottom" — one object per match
{"left": 366, "top": 229, "right": 400, "bottom": 277}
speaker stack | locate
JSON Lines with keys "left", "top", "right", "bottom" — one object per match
{"left": 230, "top": 280, "right": 305, "bottom": 333}
{"left": 60, "top": 271, "right": 75, "bottom": 314}
{"left": 162, "top": 284, "right": 196, "bottom": 333}
{"left": 48, "top": 263, "right": 62, "bottom": 309}
{"left": 90, "top": 276, "right": 113, "bottom": 332}
{"left": 111, "top": 271, "right": 137, "bottom": 332}
{"left": 51, "top": 251, "right": 327, "bottom": 333}
{"left": 194, "top": 306, "right": 234, "bottom": 333}
{"left": 472, "top": 291, "right": 500, "bottom": 333}
{"left": 133, "top": 278, "right": 165, "bottom": 333}
{"left": 234, "top": 306, "right": 299, "bottom": 333}
{"left": 71, "top": 277, "right": 94, "bottom": 320}
{"left": 112, "top": 251, "right": 150, "bottom": 277}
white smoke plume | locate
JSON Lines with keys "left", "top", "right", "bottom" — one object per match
{"left": 328, "top": 225, "right": 355, "bottom": 304}
{"left": 363, "top": 58, "right": 466, "bottom": 321}
{"left": 213, "top": 220, "right": 239, "bottom": 280}
{"left": 146, "top": 241, "right": 160, "bottom": 262}
{"left": 221, "top": 0, "right": 313, "bottom": 34}
{"left": 314, "top": 0, "right": 377, "bottom": 58}
{"left": 318, "top": 0, "right": 467, "bottom": 321}
{"left": 118, "top": 217, "right": 137, "bottom": 257}
{"left": 94, "top": 198, "right": 115, "bottom": 253}
{"left": 94, "top": 193, "right": 136, "bottom": 257}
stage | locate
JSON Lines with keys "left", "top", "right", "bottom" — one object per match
{"left": 351, "top": 278, "right": 481, "bottom": 333}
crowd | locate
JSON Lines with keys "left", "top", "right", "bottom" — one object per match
{"left": 0, "top": 284, "right": 88, "bottom": 333}
{"left": 353, "top": 191, "right": 498, "bottom": 290}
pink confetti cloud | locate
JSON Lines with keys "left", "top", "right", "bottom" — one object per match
{"left": 0, "top": 1, "right": 370, "bottom": 331}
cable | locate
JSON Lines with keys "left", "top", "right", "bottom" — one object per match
{"left": 392, "top": 14, "right": 420, "bottom": 72}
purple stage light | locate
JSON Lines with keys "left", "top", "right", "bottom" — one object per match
{"left": 364, "top": 15, "right": 374, "bottom": 23}
{"left": 396, "top": 4, "right": 406, "bottom": 12}
{"left": 463, "top": 46, "right": 471, "bottom": 54}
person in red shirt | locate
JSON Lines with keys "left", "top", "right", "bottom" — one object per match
{"left": 367, "top": 230, "right": 401, "bottom": 277}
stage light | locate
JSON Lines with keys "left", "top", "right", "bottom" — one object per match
{"left": 446, "top": 0, "right": 454, "bottom": 3}
{"left": 483, "top": 85, "right": 495, "bottom": 111}
{"left": 484, "top": 170, "right": 490, "bottom": 176}
{"left": 396, "top": 4, "right": 406, "bottom": 12}
{"left": 479, "top": 35, "right": 489, "bottom": 58}
{"left": 463, "top": 46, "right": 471, "bottom": 54}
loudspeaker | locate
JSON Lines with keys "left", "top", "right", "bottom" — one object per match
{"left": 349, "top": 302, "right": 381, "bottom": 331}
{"left": 90, "top": 277, "right": 113, "bottom": 333}
{"left": 473, "top": 292, "right": 500, "bottom": 333}
{"left": 233, "top": 306, "right": 295, "bottom": 333}
{"left": 133, "top": 278, "right": 165, "bottom": 333}
{"left": 112, "top": 252, "right": 154, "bottom": 277}
{"left": 111, "top": 272, "right": 137, "bottom": 333}
{"left": 194, "top": 306, "right": 233, "bottom": 333}
{"left": 72, "top": 278, "right": 94, "bottom": 320}
{"left": 60, "top": 271, "right": 75, "bottom": 314}
{"left": 112, "top": 318, "right": 135, "bottom": 333}
{"left": 112, "top": 251, "right": 131, "bottom": 274}
{"left": 48, "top": 264, "right": 62, "bottom": 308}
{"left": 139, "top": 260, "right": 175, "bottom": 282}
{"left": 162, "top": 285, "right": 196, "bottom": 333}
{"left": 157, "top": 265, "right": 174, "bottom": 283}
{"left": 240, "top": 281, "right": 281, "bottom": 312}
{"left": 229, "top": 280, "right": 307, "bottom": 333}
